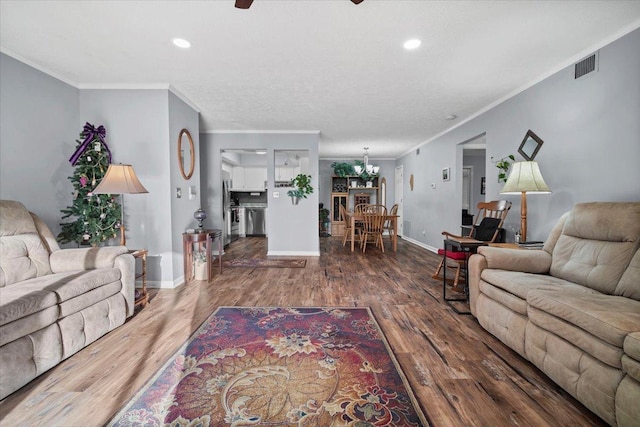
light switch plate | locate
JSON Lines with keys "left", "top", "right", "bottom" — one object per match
{"left": 273, "top": 191, "right": 280, "bottom": 198}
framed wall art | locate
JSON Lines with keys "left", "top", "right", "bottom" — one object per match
{"left": 518, "top": 129, "right": 544, "bottom": 161}
{"left": 442, "top": 167, "right": 450, "bottom": 182}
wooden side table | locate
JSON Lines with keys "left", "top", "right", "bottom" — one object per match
{"left": 128, "top": 249, "right": 148, "bottom": 308}
{"left": 442, "top": 237, "right": 487, "bottom": 315}
{"left": 182, "top": 229, "right": 223, "bottom": 283}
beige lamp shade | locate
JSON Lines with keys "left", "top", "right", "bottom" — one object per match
{"left": 93, "top": 164, "right": 148, "bottom": 195}
{"left": 500, "top": 161, "right": 551, "bottom": 194}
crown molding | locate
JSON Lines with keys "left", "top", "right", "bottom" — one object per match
{"left": 0, "top": 47, "right": 79, "bottom": 88}
{"left": 168, "top": 85, "right": 200, "bottom": 113}
{"left": 400, "top": 20, "right": 640, "bottom": 159}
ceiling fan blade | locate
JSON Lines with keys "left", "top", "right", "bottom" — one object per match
{"left": 351, "top": 0, "right": 364, "bottom": 4}
{"left": 235, "top": 0, "right": 253, "bottom": 9}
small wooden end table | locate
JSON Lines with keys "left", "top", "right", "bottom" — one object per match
{"left": 182, "top": 229, "right": 223, "bottom": 282}
{"left": 128, "top": 249, "right": 148, "bottom": 308}
{"left": 442, "top": 237, "right": 487, "bottom": 315}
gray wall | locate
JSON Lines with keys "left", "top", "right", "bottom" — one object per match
{"left": 0, "top": 55, "right": 200, "bottom": 287}
{"left": 201, "top": 132, "right": 320, "bottom": 255}
{"left": 398, "top": 28, "right": 640, "bottom": 250}
{"left": 0, "top": 53, "right": 79, "bottom": 232}
{"left": 168, "top": 91, "right": 201, "bottom": 281}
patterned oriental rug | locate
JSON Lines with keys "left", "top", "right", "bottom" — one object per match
{"left": 109, "top": 307, "right": 427, "bottom": 426}
{"left": 222, "top": 258, "right": 307, "bottom": 268}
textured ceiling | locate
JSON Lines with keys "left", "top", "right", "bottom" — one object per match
{"left": 1, "top": 1, "right": 639, "bottom": 159}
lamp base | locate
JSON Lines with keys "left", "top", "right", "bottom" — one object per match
{"left": 120, "top": 224, "right": 126, "bottom": 247}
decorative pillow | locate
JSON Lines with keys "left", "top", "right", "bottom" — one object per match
{"left": 473, "top": 217, "right": 501, "bottom": 241}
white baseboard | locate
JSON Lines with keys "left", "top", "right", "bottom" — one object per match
{"left": 142, "top": 279, "right": 183, "bottom": 289}
{"left": 401, "top": 236, "right": 439, "bottom": 253}
{"left": 267, "top": 251, "right": 320, "bottom": 257}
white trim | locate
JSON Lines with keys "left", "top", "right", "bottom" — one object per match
{"left": 402, "top": 236, "right": 438, "bottom": 254}
{"left": 77, "top": 82, "right": 170, "bottom": 89}
{"left": 400, "top": 20, "right": 640, "bottom": 159}
{"left": 169, "top": 85, "right": 201, "bottom": 112}
{"left": 203, "top": 130, "right": 320, "bottom": 135}
{"left": 321, "top": 157, "right": 397, "bottom": 162}
{"left": 266, "top": 251, "right": 320, "bottom": 256}
{"left": 0, "top": 47, "right": 79, "bottom": 87}
{"left": 144, "top": 279, "right": 183, "bottom": 289}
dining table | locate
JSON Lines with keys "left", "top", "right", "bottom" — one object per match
{"left": 345, "top": 211, "right": 399, "bottom": 252}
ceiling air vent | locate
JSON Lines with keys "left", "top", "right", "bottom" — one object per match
{"left": 575, "top": 52, "right": 598, "bottom": 79}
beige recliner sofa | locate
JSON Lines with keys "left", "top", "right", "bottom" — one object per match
{"left": 469, "top": 202, "right": 640, "bottom": 426}
{"left": 0, "top": 200, "right": 135, "bottom": 399}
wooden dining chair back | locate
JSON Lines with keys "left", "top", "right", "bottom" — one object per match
{"left": 383, "top": 203, "right": 398, "bottom": 248}
{"left": 360, "top": 205, "right": 387, "bottom": 253}
{"left": 432, "top": 200, "right": 512, "bottom": 291}
{"left": 339, "top": 204, "right": 355, "bottom": 247}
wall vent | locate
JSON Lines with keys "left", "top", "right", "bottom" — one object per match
{"left": 416, "top": 148, "right": 420, "bottom": 155}
{"left": 575, "top": 51, "right": 598, "bottom": 79}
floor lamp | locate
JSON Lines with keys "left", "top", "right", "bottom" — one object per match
{"left": 93, "top": 163, "right": 148, "bottom": 246}
{"left": 500, "top": 161, "right": 551, "bottom": 242}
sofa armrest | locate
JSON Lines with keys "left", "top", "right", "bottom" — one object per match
{"left": 50, "top": 246, "right": 129, "bottom": 273}
{"left": 468, "top": 247, "right": 552, "bottom": 317}
{"left": 476, "top": 246, "right": 552, "bottom": 273}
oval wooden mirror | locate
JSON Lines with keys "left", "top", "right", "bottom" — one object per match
{"left": 178, "top": 128, "right": 195, "bottom": 180}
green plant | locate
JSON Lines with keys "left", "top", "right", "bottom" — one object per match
{"left": 287, "top": 174, "right": 314, "bottom": 199}
{"left": 330, "top": 162, "right": 355, "bottom": 177}
{"left": 194, "top": 250, "right": 206, "bottom": 265}
{"left": 491, "top": 154, "right": 515, "bottom": 183}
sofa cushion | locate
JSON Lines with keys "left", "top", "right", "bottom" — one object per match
{"left": 625, "top": 332, "right": 640, "bottom": 362}
{"left": 0, "top": 201, "right": 52, "bottom": 287}
{"left": 479, "top": 270, "right": 599, "bottom": 314}
{"left": 0, "top": 306, "right": 58, "bottom": 347}
{"left": 0, "top": 268, "right": 122, "bottom": 327}
{"left": 528, "top": 290, "right": 640, "bottom": 350}
{"left": 616, "top": 248, "right": 640, "bottom": 301}
{"left": 550, "top": 202, "right": 640, "bottom": 295}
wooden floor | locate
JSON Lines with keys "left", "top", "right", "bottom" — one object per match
{"left": 0, "top": 236, "right": 606, "bottom": 426}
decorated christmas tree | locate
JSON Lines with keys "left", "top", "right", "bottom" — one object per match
{"left": 58, "top": 123, "right": 122, "bottom": 246}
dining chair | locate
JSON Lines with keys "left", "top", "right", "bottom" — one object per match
{"left": 360, "top": 205, "right": 387, "bottom": 252}
{"left": 339, "top": 204, "right": 357, "bottom": 247}
{"left": 432, "top": 200, "right": 512, "bottom": 291}
{"left": 384, "top": 203, "right": 398, "bottom": 247}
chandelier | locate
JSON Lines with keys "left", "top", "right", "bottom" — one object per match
{"left": 353, "top": 147, "right": 379, "bottom": 176}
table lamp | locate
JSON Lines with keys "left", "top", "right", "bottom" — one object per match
{"left": 500, "top": 161, "right": 551, "bottom": 242}
{"left": 93, "top": 163, "right": 148, "bottom": 246}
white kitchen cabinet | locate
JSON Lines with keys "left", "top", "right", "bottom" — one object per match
{"left": 275, "top": 167, "right": 297, "bottom": 182}
{"left": 244, "top": 167, "right": 267, "bottom": 190}
{"left": 232, "top": 167, "right": 245, "bottom": 190}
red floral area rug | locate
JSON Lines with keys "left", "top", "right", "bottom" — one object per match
{"left": 109, "top": 307, "right": 427, "bottom": 426}
{"left": 222, "top": 258, "right": 307, "bottom": 268}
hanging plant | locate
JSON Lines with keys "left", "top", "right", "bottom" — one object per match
{"left": 491, "top": 154, "right": 515, "bottom": 183}
{"left": 287, "top": 174, "right": 314, "bottom": 203}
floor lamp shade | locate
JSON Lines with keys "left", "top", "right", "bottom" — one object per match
{"left": 500, "top": 161, "right": 551, "bottom": 242}
{"left": 93, "top": 164, "right": 148, "bottom": 246}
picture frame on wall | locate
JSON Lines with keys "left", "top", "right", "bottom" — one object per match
{"left": 481, "top": 176, "right": 486, "bottom": 195}
{"left": 442, "top": 167, "right": 450, "bottom": 181}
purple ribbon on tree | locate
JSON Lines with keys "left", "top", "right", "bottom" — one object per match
{"left": 68, "top": 122, "right": 112, "bottom": 166}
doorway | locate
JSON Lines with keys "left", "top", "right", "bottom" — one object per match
{"left": 460, "top": 134, "right": 487, "bottom": 224}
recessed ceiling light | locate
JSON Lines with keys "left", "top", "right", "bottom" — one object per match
{"left": 172, "top": 38, "right": 191, "bottom": 49}
{"left": 403, "top": 39, "right": 421, "bottom": 50}
{"left": 444, "top": 114, "right": 457, "bottom": 120}
{"left": 255, "top": 150, "right": 267, "bottom": 155}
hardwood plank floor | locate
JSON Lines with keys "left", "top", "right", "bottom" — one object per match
{"left": 0, "top": 236, "right": 606, "bottom": 426}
